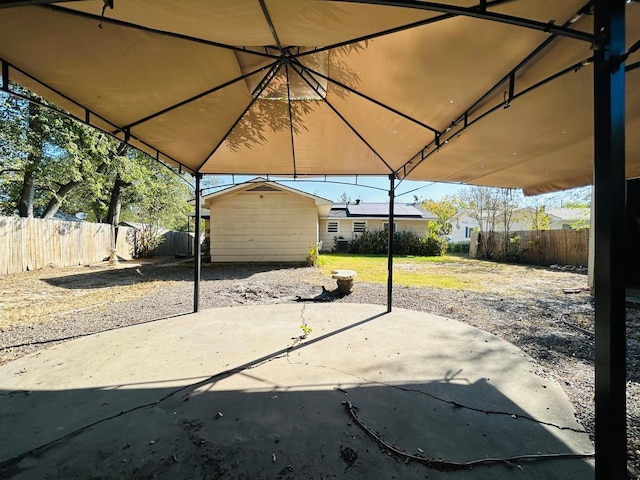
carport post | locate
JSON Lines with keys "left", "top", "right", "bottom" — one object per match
{"left": 387, "top": 174, "right": 395, "bottom": 313}
{"left": 194, "top": 172, "right": 202, "bottom": 313}
{"left": 593, "top": 1, "right": 627, "bottom": 478}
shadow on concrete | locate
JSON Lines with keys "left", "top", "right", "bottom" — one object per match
{"left": 0, "top": 379, "right": 594, "bottom": 479}
{"left": 0, "top": 302, "right": 596, "bottom": 479}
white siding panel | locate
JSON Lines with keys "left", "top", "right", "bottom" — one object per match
{"left": 209, "top": 191, "right": 318, "bottom": 262}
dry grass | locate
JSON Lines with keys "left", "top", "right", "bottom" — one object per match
{"left": 0, "top": 264, "right": 157, "bottom": 330}
{"left": 1, "top": 256, "right": 585, "bottom": 331}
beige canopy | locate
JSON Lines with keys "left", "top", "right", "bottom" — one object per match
{"left": 0, "top": 1, "right": 638, "bottom": 195}
{"left": 0, "top": 3, "right": 636, "bottom": 477}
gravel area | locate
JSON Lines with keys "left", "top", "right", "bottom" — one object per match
{"left": 1, "top": 259, "right": 639, "bottom": 478}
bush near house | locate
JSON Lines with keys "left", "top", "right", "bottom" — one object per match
{"left": 447, "top": 241, "right": 471, "bottom": 254}
{"left": 349, "top": 229, "right": 447, "bottom": 256}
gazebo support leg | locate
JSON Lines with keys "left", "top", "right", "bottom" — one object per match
{"left": 194, "top": 172, "right": 202, "bottom": 313}
{"left": 387, "top": 173, "right": 395, "bottom": 313}
{"left": 593, "top": 1, "right": 627, "bottom": 478}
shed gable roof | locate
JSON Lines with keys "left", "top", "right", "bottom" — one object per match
{"left": 202, "top": 178, "right": 332, "bottom": 205}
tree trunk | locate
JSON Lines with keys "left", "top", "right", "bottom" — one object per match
{"left": 105, "top": 173, "right": 131, "bottom": 226}
{"left": 42, "top": 181, "right": 80, "bottom": 219}
{"left": 16, "top": 103, "right": 43, "bottom": 218}
{"left": 41, "top": 146, "right": 119, "bottom": 219}
{"left": 17, "top": 167, "right": 36, "bottom": 217}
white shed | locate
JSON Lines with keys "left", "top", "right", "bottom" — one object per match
{"left": 202, "top": 179, "right": 332, "bottom": 263}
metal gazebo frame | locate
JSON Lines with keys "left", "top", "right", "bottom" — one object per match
{"left": 0, "top": 1, "right": 632, "bottom": 477}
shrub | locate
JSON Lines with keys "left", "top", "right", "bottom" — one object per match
{"left": 349, "top": 229, "right": 447, "bottom": 256}
{"left": 393, "top": 230, "right": 423, "bottom": 255}
{"left": 421, "top": 235, "right": 448, "bottom": 256}
{"left": 350, "top": 229, "right": 388, "bottom": 254}
{"left": 447, "top": 241, "right": 470, "bottom": 254}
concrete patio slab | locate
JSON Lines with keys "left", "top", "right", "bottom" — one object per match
{"left": 0, "top": 303, "right": 594, "bottom": 479}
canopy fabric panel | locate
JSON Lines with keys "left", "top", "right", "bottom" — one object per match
{"left": 0, "top": 1, "right": 639, "bottom": 193}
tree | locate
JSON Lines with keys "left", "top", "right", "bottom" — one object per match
{"left": 338, "top": 192, "right": 353, "bottom": 203}
{"left": 1, "top": 85, "right": 192, "bottom": 238}
{"left": 421, "top": 197, "right": 457, "bottom": 236}
{"left": 496, "top": 188, "right": 520, "bottom": 258}
{"left": 456, "top": 186, "right": 520, "bottom": 259}
{"left": 521, "top": 194, "right": 551, "bottom": 232}
{"left": 1, "top": 87, "right": 61, "bottom": 217}
{"left": 122, "top": 152, "right": 192, "bottom": 256}
{"left": 457, "top": 186, "right": 499, "bottom": 258}
{"left": 1, "top": 86, "right": 124, "bottom": 218}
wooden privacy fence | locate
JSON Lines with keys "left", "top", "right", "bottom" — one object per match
{"left": 0, "top": 216, "right": 135, "bottom": 274}
{"left": 154, "top": 230, "right": 195, "bottom": 257}
{"left": 470, "top": 228, "right": 589, "bottom": 266}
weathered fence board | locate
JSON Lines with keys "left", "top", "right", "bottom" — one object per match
{"left": 471, "top": 228, "right": 589, "bottom": 266}
{"left": 0, "top": 217, "right": 136, "bottom": 274}
{"left": 154, "top": 230, "right": 194, "bottom": 257}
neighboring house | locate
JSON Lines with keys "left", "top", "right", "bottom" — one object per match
{"left": 319, "top": 201, "right": 437, "bottom": 252}
{"left": 544, "top": 208, "right": 591, "bottom": 230}
{"left": 448, "top": 207, "right": 591, "bottom": 243}
{"left": 448, "top": 210, "right": 479, "bottom": 243}
{"left": 201, "top": 179, "right": 332, "bottom": 262}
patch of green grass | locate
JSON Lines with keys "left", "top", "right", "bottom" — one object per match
{"left": 317, "top": 253, "right": 484, "bottom": 290}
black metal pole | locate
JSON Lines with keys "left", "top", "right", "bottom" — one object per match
{"left": 593, "top": 1, "right": 627, "bottom": 478}
{"left": 193, "top": 172, "right": 202, "bottom": 313}
{"left": 387, "top": 174, "right": 395, "bottom": 313}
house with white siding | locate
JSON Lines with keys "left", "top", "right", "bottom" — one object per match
{"left": 448, "top": 207, "right": 590, "bottom": 243}
{"left": 319, "top": 201, "right": 437, "bottom": 252}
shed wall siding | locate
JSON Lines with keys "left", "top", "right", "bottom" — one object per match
{"left": 208, "top": 191, "right": 318, "bottom": 262}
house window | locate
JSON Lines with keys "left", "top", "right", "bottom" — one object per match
{"left": 382, "top": 222, "right": 397, "bottom": 233}
{"left": 327, "top": 221, "right": 339, "bottom": 233}
{"left": 465, "top": 226, "right": 471, "bottom": 238}
{"left": 353, "top": 221, "right": 367, "bottom": 233}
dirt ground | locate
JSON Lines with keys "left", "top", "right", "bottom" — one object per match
{"left": 0, "top": 257, "right": 638, "bottom": 478}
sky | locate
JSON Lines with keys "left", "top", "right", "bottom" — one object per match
{"left": 207, "top": 175, "right": 591, "bottom": 206}
{"left": 210, "top": 175, "right": 468, "bottom": 203}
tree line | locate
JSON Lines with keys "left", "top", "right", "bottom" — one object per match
{"left": 1, "top": 84, "right": 193, "bottom": 233}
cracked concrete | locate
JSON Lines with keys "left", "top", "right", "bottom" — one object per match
{"left": 0, "top": 303, "right": 594, "bottom": 479}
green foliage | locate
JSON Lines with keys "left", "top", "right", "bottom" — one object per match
{"left": 1, "top": 84, "right": 192, "bottom": 232}
{"left": 349, "top": 229, "right": 388, "bottom": 254}
{"left": 447, "top": 241, "right": 470, "bottom": 254}
{"left": 393, "top": 230, "right": 423, "bottom": 255}
{"left": 564, "top": 201, "right": 590, "bottom": 208}
{"left": 421, "top": 235, "right": 448, "bottom": 256}
{"left": 307, "top": 244, "right": 319, "bottom": 266}
{"left": 122, "top": 150, "right": 191, "bottom": 229}
{"left": 299, "top": 324, "right": 313, "bottom": 338}
{"left": 569, "top": 214, "right": 590, "bottom": 231}
{"left": 506, "top": 234, "right": 522, "bottom": 262}
{"left": 349, "top": 229, "right": 447, "bottom": 256}
{"left": 1, "top": 87, "right": 83, "bottom": 216}
{"left": 421, "top": 197, "right": 457, "bottom": 235}
{"left": 528, "top": 206, "right": 550, "bottom": 231}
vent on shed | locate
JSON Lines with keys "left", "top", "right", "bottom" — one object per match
{"left": 247, "top": 185, "right": 281, "bottom": 192}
